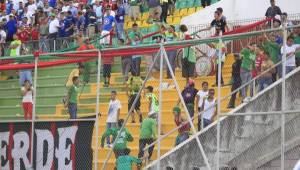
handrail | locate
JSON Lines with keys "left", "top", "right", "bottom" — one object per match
{"left": 142, "top": 26, "right": 296, "bottom": 151}
{"left": 1, "top": 24, "right": 299, "bottom": 61}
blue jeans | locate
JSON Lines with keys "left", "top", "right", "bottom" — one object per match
{"left": 131, "top": 57, "right": 141, "bottom": 76}
{"left": 240, "top": 68, "right": 253, "bottom": 99}
{"left": 203, "top": 118, "right": 211, "bottom": 128}
{"left": 166, "top": 50, "right": 177, "bottom": 78}
{"left": 116, "top": 22, "right": 124, "bottom": 39}
{"left": 286, "top": 66, "right": 295, "bottom": 74}
{"left": 19, "top": 70, "right": 32, "bottom": 86}
{"left": 68, "top": 103, "right": 77, "bottom": 119}
{"left": 175, "top": 132, "right": 189, "bottom": 146}
{"left": 258, "top": 77, "right": 273, "bottom": 91}
{"left": 106, "top": 122, "right": 117, "bottom": 144}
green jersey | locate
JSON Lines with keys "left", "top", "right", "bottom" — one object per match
{"left": 140, "top": 118, "right": 157, "bottom": 139}
{"left": 68, "top": 84, "right": 79, "bottom": 104}
{"left": 146, "top": 93, "right": 159, "bottom": 113}
{"left": 240, "top": 48, "right": 256, "bottom": 71}
{"left": 262, "top": 40, "right": 280, "bottom": 63}
{"left": 128, "top": 31, "right": 142, "bottom": 41}
{"left": 183, "top": 47, "right": 196, "bottom": 63}
{"left": 116, "top": 155, "right": 141, "bottom": 170}
{"left": 101, "top": 128, "right": 133, "bottom": 150}
{"left": 10, "top": 40, "right": 22, "bottom": 56}
{"left": 294, "top": 35, "right": 300, "bottom": 58}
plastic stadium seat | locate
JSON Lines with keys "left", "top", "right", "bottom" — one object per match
{"left": 142, "top": 13, "right": 149, "bottom": 20}
{"left": 166, "top": 17, "right": 173, "bottom": 24}
{"left": 196, "top": 6, "right": 203, "bottom": 11}
{"left": 173, "top": 10, "right": 180, "bottom": 16}
{"left": 172, "top": 17, "right": 181, "bottom": 24}
{"left": 177, "top": 1, "right": 186, "bottom": 9}
{"left": 186, "top": 0, "right": 194, "bottom": 8}
{"left": 194, "top": 0, "right": 201, "bottom": 7}
{"left": 141, "top": 21, "right": 149, "bottom": 27}
{"left": 135, "top": 21, "right": 142, "bottom": 27}
{"left": 187, "top": 8, "right": 196, "bottom": 15}
{"left": 179, "top": 9, "right": 188, "bottom": 16}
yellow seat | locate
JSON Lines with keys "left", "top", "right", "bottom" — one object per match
{"left": 196, "top": 6, "right": 203, "bottom": 11}
{"left": 179, "top": 9, "right": 188, "bottom": 16}
{"left": 173, "top": 10, "right": 180, "bottom": 16}
{"left": 188, "top": 8, "right": 196, "bottom": 15}
{"left": 141, "top": 21, "right": 149, "bottom": 27}
{"left": 166, "top": 17, "right": 173, "bottom": 24}
{"left": 127, "top": 21, "right": 134, "bottom": 28}
{"left": 172, "top": 17, "right": 181, "bottom": 24}
{"left": 125, "top": 15, "right": 130, "bottom": 22}
{"left": 142, "top": 13, "right": 149, "bottom": 20}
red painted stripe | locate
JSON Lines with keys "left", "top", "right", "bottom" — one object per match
{"left": 71, "top": 122, "right": 78, "bottom": 170}
{"left": 50, "top": 123, "right": 56, "bottom": 170}
{"left": 8, "top": 123, "right": 13, "bottom": 170}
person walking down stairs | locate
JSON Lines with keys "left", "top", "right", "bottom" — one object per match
{"left": 126, "top": 73, "right": 143, "bottom": 123}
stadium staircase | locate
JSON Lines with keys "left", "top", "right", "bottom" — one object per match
{"left": 0, "top": 0, "right": 229, "bottom": 169}
{"left": 146, "top": 68, "right": 300, "bottom": 170}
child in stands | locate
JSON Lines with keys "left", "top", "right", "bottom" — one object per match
{"left": 21, "top": 80, "right": 33, "bottom": 120}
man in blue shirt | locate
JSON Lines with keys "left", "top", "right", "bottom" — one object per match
{"left": 6, "top": 0, "right": 13, "bottom": 15}
{"left": 100, "top": 6, "right": 115, "bottom": 46}
{"left": 63, "top": 11, "right": 76, "bottom": 37}
{"left": 5, "top": 14, "right": 17, "bottom": 41}
{"left": 115, "top": 1, "right": 125, "bottom": 39}
{"left": 84, "top": 6, "right": 97, "bottom": 38}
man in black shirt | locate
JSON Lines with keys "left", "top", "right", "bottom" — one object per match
{"left": 265, "top": 0, "right": 282, "bottom": 18}
{"left": 227, "top": 54, "right": 242, "bottom": 108}
{"left": 199, "top": 11, "right": 228, "bottom": 34}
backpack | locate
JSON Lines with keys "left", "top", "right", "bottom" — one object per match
{"left": 129, "top": 77, "right": 142, "bottom": 92}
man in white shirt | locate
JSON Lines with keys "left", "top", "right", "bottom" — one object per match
{"left": 0, "top": 27, "right": 6, "bottom": 56}
{"left": 106, "top": 91, "right": 122, "bottom": 145}
{"left": 201, "top": 89, "right": 217, "bottom": 128}
{"left": 195, "top": 81, "right": 209, "bottom": 131}
{"left": 281, "top": 36, "right": 300, "bottom": 74}
{"left": 48, "top": 13, "right": 60, "bottom": 51}
{"left": 26, "top": 0, "right": 37, "bottom": 17}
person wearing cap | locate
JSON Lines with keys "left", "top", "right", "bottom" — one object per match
{"left": 173, "top": 106, "right": 190, "bottom": 146}
{"left": 100, "top": 5, "right": 115, "bottom": 46}
{"left": 138, "top": 110, "right": 157, "bottom": 162}
{"left": 177, "top": 79, "right": 198, "bottom": 118}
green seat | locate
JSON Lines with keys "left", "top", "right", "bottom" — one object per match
{"left": 194, "top": 0, "right": 201, "bottom": 6}
{"left": 176, "top": 1, "right": 186, "bottom": 9}
{"left": 186, "top": 0, "right": 194, "bottom": 8}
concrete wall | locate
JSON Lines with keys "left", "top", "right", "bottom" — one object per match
{"left": 147, "top": 68, "right": 300, "bottom": 170}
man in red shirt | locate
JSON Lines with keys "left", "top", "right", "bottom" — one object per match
{"left": 31, "top": 24, "right": 40, "bottom": 50}
{"left": 17, "top": 25, "right": 30, "bottom": 43}
{"left": 173, "top": 106, "right": 190, "bottom": 146}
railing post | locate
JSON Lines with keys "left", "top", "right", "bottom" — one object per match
{"left": 94, "top": 51, "right": 101, "bottom": 170}
{"left": 216, "top": 34, "right": 222, "bottom": 170}
{"left": 281, "top": 23, "right": 288, "bottom": 170}
{"left": 157, "top": 44, "right": 164, "bottom": 170}
{"left": 31, "top": 51, "right": 39, "bottom": 168}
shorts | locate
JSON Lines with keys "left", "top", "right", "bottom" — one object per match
{"left": 100, "top": 30, "right": 111, "bottom": 45}
{"left": 129, "top": 6, "right": 140, "bottom": 19}
{"left": 149, "top": 6, "right": 162, "bottom": 18}
{"left": 128, "top": 94, "right": 141, "bottom": 112}
{"left": 103, "top": 64, "right": 112, "bottom": 78}
{"left": 182, "top": 58, "right": 195, "bottom": 78}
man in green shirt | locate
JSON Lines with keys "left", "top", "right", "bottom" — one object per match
{"left": 65, "top": 76, "right": 80, "bottom": 119}
{"left": 126, "top": 23, "right": 143, "bottom": 44}
{"left": 145, "top": 86, "right": 159, "bottom": 117}
{"left": 101, "top": 119, "right": 133, "bottom": 159}
{"left": 293, "top": 29, "right": 300, "bottom": 67}
{"left": 116, "top": 149, "right": 141, "bottom": 170}
{"left": 126, "top": 73, "right": 143, "bottom": 123}
{"left": 240, "top": 44, "right": 256, "bottom": 100}
{"left": 9, "top": 34, "right": 22, "bottom": 56}
{"left": 138, "top": 111, "right": 157, "bottom": 162}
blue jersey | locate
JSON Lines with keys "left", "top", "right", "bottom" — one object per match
{"left": 102, "top": 15, "right": 115, "bottom": 31}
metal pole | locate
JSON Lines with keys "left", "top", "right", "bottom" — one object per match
{"left": 281, "top": 24, "right": 288, "bottom": 170}
{"left": 31, "top": 53, "right": 38, "bottom": 167}
{"left": 157, "top": 44, "right": 164, "bottom": 170}
{"left": 101, "top": 48, "right": 162, "bottom": 170}
{"left": 216, "top": 35, "right": 222, "bottom": 169}
{"left": 161, "top": 46, "right": 212, "bottom": 170}
{"left": 94, "top": 51, "right": 101, "bottom": 170}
